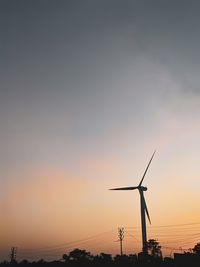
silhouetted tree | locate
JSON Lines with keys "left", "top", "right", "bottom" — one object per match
{"left": 20, "top": 259, "right": 29, "bottom": 265}
{"left": 114, "top": 254, "right": 130, "bottom": 264}
{"left": 69, "top": 248, "right": 92, "bottom": 261}
{"left": 192, "top": 242, "right": 200, "bottom": 255}
{"left": 0, "top": 261, "right": 9, "bottom": 266}
{"left": 147, "top": 239, "right": 162, "bottom": 258}
{"left": 128, "top": 254, "right": 137, "bottom": 263}
{"left": 99, "top": 253, "right": 112, "bottom": 262}
{"left": 62, "top": 253, "right": 70, "bottom": 262}
{"left": 36, "top": 259, "right": 46, "bottom": 265}
{"left": 93, "top": 253, "right": 112, "bottom": 265}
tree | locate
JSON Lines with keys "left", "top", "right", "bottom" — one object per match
{"left": 147, "top": 239, "right": 162, "bottom": 258}
{"left": 93, "top": 253, "right": 112, "bottom": 264}
{"left": 99, "top": 253, "right": 112, "bottom": 262}
{"left": 193, "top": 243, "right": 200, "bottom": 255}
{"left": 36, "top": 259, "right": 46, "bottom": 265}
{"left": 20, "top": 259, "right": 29, "bottom": 265}
{"left": 69, "top": 248, "right": 92, "bottom": 261}
{"left": 62, "top": 253, "right": 70, "bottom": 262}
{"left": 114, "top": 254, "right": 130, "bottom": 263}
{"left": 128, "top": 254, "right": 137, "bottom": 263}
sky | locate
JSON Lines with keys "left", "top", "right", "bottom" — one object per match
{"left": 1, "top": 0, "right": 200, "bottom": 261}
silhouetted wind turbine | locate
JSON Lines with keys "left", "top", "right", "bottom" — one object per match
{"left": 110, "top": 151, "right": 156, "bottom": 255}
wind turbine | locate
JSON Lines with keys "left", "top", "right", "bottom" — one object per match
{"left": 110, "top": 151, "right": 156, "bottom": 255}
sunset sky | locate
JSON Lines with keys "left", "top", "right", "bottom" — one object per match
{"left": 1, "top": 0, "right": 200, "bottom": 261}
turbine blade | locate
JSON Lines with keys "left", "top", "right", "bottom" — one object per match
{"left": 139, "top": 150, "right": 156, "bottom": 186}
{"left": 109, "top": 186, "right": 138, "bottom": 190}
{"left": 142, "top": 194, "right": 151, "bottom": 224}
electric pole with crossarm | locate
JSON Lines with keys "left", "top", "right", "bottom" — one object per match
{"left": 118, "top": 227, "right": 124, "bottom": 256}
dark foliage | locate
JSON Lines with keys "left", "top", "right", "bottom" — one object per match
{"left": 2, "top": 244, "right": 200, "bottom": 267}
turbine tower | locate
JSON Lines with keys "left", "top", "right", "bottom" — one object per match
{"left": 110, "top": 151, "right": 156, "bottom": 255}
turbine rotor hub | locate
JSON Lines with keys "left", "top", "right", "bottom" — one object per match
{"left": 139, "top": 186, "right": 147, "bottom": 191}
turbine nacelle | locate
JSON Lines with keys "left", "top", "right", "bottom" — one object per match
{"left": 139, "top": 186, "right": 147, "bottom": 191}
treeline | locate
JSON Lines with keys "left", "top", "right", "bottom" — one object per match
{"left": 1, "top": 241, "right": 200, "bottom": 267}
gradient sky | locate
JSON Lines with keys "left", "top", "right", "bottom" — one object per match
{"left": 1, "top": 0, "right": 200, "bottom": 261}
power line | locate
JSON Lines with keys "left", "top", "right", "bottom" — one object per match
{"left": 125, "top": 230, "right": 140, "bottom": 242}
{"left": 18, "top": 237, "right": 108, "bottom": 256}
{"left": 18, "top": 230, "right": 116, "bottom": 259}
{"left": 126, "top": 222, "right": 200, "bottom": 229}
{"left": 15, "top": 223, "right": 200, "bottom": 260}
{"left": 125, "top": 227, "right": 200, "bottom": 255}
{"left": 19, "top": 229, "right": 115, "bottom": 252}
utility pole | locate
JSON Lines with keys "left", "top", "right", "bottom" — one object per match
{"left": 118, "top": 227, "right": 124, "bottom": 256}
{"left": 10, "top": 247, "right": 17, "bottom": 263}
